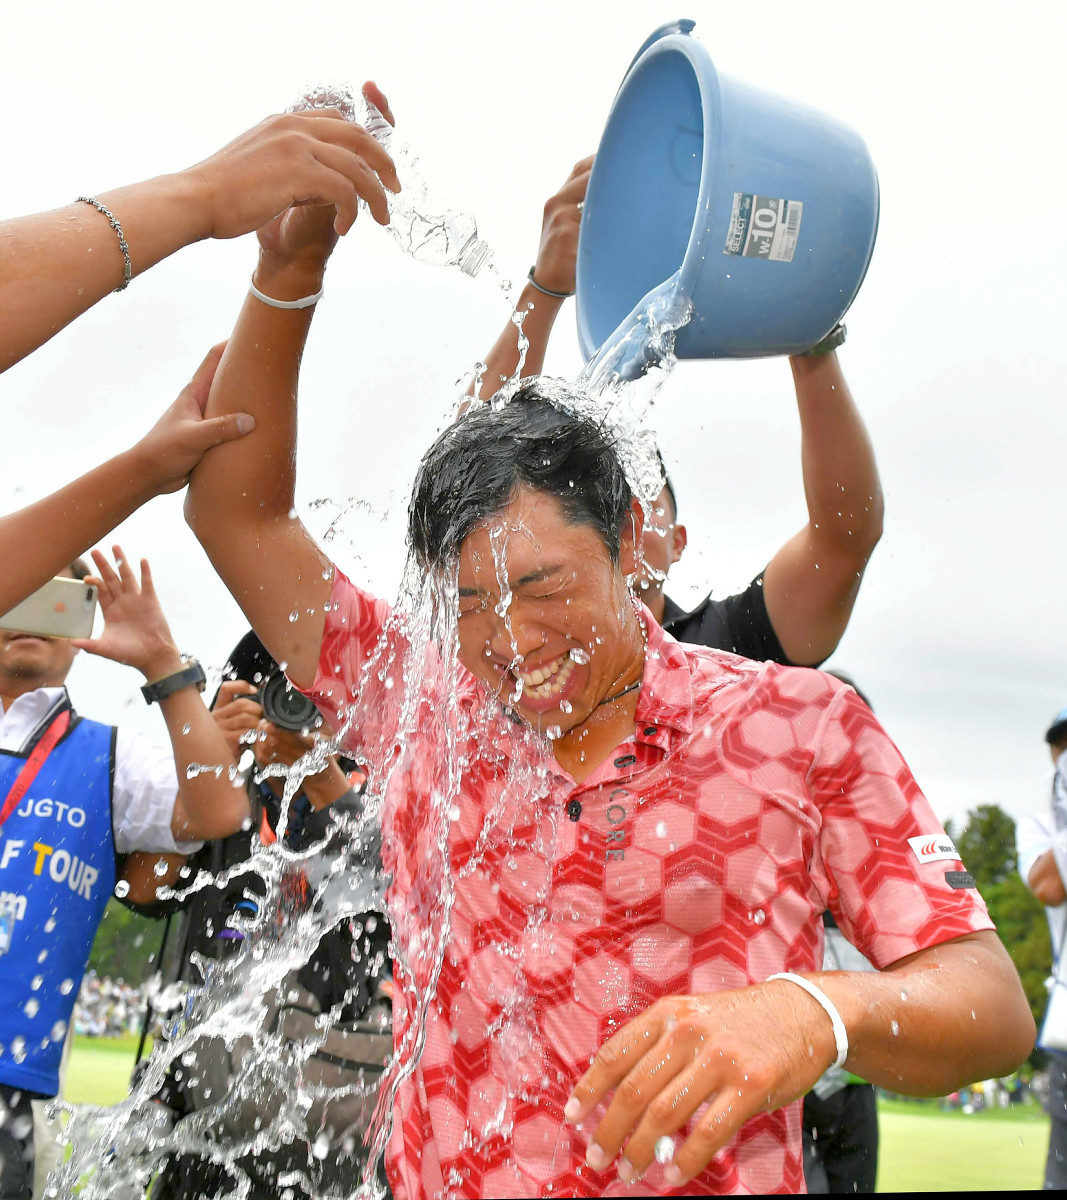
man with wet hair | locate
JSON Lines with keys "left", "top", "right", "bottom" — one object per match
{"left": 186, "top": 106, "right": 1034, "bottom": 1198}
{"left": 475, "top": 157, "right": 882, "bottom": 669}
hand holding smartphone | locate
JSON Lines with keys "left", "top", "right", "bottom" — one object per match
{"left": 0, "top": 577, "right": 98, "bottom": 640}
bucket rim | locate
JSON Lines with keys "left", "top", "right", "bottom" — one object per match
{"left": 576, "top": 29, "right": 722, "bottom": 362}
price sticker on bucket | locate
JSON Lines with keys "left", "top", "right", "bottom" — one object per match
{"left": 724, "top": 193, "right": 803, "bottom": 263}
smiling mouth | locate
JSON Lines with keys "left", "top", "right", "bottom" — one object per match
{"left": 511, "top": 653, "right": 576, "bottom": 703}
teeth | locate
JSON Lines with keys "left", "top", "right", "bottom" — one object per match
{"left": 524, "top": 657, "right": 575, "bottom": 700}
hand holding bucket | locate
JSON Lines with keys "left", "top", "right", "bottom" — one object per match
{"left": 576, "top": 21, "right": 879, "bottom": 362}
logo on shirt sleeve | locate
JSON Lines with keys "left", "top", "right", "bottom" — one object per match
{"left": 907, "top": 834, "right": 961, "bottom": 865}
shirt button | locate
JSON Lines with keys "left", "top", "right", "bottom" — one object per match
{"left": 644, "top": 726, "right": 657, "bottom": 737}
{"left": 566, "top": 799, "right": 583, "bottom": 822}
{"left": 614, "top": 754, "right": 637, "bottom": 769}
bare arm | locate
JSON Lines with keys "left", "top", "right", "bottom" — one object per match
{"left": 568, "top": 930, "right": 1033, "bottom": 1187}
{"left": 762, "top": 350, "right": 884, "bottom": 665}
{"left": 1029, "top": 848, "right": 1067, "bottom": 906}
{"left": 0, "top": 109, "right": 399, "bottom": 373}
{"left": 0, "top": 345, "right": 253, "bottom": 616}
{"left": 74, "top": 548, "right": 250, "bottom": 843}
{"left": 186, "top": 93, "right": 398, "bottom": 690}
{"left": 469, "top": 157, "right": 592, "bottom": 400}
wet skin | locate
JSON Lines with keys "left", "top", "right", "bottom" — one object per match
{"left": 455, "top": 486, "right": 646, "bottom": 782}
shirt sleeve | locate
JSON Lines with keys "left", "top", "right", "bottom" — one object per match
{"left": 112, "top": 728, "right": 201, "bottom": 855}
{"left": 301, "top": 568, "right": 396, "bottom": 745}
{"left": 808, "top": 685, "right": 994, "bottom": 969}
{"left": 1017, "top": 813, "right": 1054, "bottom": 888}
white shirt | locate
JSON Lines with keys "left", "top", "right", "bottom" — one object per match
{"left": 0, "top": 686, "right": 197, "bottom": 855}
{"left": 1017, "top": 809, "right": 1067, "bottom": 961}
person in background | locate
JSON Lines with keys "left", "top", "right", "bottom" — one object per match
{"left": 148, "top": 631, "right": 391, "bottom": 1200}
{"left": 0, "top": 549, "right": 247, "bottom": 1200}
{"left": 474, "top": 156, "right": 883, "bottom": 669}
{"left": 1017, "top": 707, "right": 1067, "bottom": 1190}
{"left": 0, "top": 84, "right": 400, "bottom": 617}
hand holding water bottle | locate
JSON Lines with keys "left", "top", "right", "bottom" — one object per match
{"left": 256, "top": 84, "right": 399, "bottom": 274}
{"left": 191, "top": 87, "right": 399, "bottom": 241}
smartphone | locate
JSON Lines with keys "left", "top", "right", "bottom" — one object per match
{"left": 0, "top": 577, "right": 98, "bottom": 640}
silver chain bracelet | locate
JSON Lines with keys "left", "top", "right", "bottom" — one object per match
{"left": 76, "top": 196, "right": 132, "bottom": 292}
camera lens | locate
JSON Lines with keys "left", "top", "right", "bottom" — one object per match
{"left": 261, "top": 671, "right": 322, "bottom": 732}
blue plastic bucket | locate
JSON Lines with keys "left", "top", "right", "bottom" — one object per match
{"left": 576, "top": 21, "right": 879, "bottom": 360}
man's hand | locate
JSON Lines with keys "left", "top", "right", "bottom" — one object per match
{"left": 74, "top": 547, "right": 183, "bottom": 682}
{"left": 184, "top": 94, "right": 400, "bottom": 242}
{"left": 254, "top": 719, "right": 351, "bottom": 811}
{"left": 129, "top": 344, "right": 256, "bottom": 496}
{"left": 532, "top": 156, "right": 593, "bottom": 296}
{"left": 211, "top": 680, "right": 264, "bottom": 758}
{"left": 564, "top": 985, "right": 833, "bottom": 1187}
{"left": 254, "top": 85, "right": 399, "bottom": 301}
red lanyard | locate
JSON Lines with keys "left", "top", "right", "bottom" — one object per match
{"left": 0, "top": 708, "right": 72, "bottom": 830}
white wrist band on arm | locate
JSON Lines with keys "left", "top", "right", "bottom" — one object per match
{"left": 768, "top": 972, "right": 849, "bottom": 1070}
{"left": 249, "top": 277, "right": 324, "bottom": 310}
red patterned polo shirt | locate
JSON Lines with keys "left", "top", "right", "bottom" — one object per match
{"left": 306, "top": 570, "right": 992, "bottom": 1197}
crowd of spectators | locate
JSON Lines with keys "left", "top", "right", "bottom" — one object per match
{"left": 70, "top": 973, "right": 144, "bottom": 1039}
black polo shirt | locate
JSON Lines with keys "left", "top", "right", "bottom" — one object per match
{"left": 660, "top": 571, "right": 806, "bottom": 666}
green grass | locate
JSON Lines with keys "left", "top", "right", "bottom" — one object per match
{"left": 65, "top": 1034, "right": 145, "bottom": 1106}
{"left": 67, "top": 1039, "right": 1052, "bottom": 1190}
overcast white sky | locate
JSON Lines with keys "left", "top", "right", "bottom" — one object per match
{"left": 2, "top": 0, "right": 1065, "bottom": 833}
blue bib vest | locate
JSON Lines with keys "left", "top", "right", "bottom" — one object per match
{"left": 0, "top": 710, "right": 117, "bottom": 1095}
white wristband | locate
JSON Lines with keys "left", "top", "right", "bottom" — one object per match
{"left": 249, "top": 277, "right": 324, "bottom": 310}
{"left": 767, "top": 972, "right": 849, "bottom": 1070}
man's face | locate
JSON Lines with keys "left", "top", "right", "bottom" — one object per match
{"left": 633, "top": 486, "right": 686, "bottom": 596}
{"left": 456, "top": 487, "right": 639, "bottom": 737}
{"left": 0, "top": 568, "right": 80, "bottom": 692}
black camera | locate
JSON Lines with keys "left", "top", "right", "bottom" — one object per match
{"left": 255, "top": 670, "right": 323, "bottom": 733}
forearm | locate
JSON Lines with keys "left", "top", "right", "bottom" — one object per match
{"left": 143, "top": 647, "right": 250, "bottom": 842}
{"left": 0, "top": 174, "right": 208, "bottom": 373}
{"left": 1028, "top": 849, "right": 1067, "bottom": 906}
{"left": 469, "top": 281, "right": 564, "bottom": 399}
{"left": 185, "top": 252, "right": 333, "bottom": 685}
{"left": 789, "top": 352, "right": 884, "bottom": 560}
{"left": 0, "top": 448, "right": 159, "bottom": 614}
{"left": 809, "top": 932, "right": 1034, "bottom": 1096}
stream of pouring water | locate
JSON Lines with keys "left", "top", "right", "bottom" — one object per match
{"left": 45, "top": 85, "right": 692, "bottom": 1200}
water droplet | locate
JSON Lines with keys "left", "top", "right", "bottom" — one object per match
{"left": 181, "top": 722, "right": 191, "bottom": 735}
{"left": 890, "top": 1020, "right": 900, "bottom": 1036}
{"left": 30, "top": 975, "right": 42, "bottom": 991}
{"left": 51, "top": 1020, "right": 67, "bottom": 1042}
{"left": 568, "top": 647, "right": 590, "bottom": 665}
{"left": 752, "top": 908, "right": 766, "bottom": 925}
{"left": 288, "top": 610, "right": 299, "bottom": 623}
{"left": 655, "top": 821, "right": 668, "bottom": 838}
{"left": 654, "top": 1135, "right": 675, "bottom": 1164}
{"left": 153, "top": 859, "right": 169, "bottom": 877}
{"left": 559, "top": 700, "right": 572, "bottom": 714}
{"left": 10, "top": 1037, "right": 26, "bottom": 1063}
{"left": 44, "top": 918, "right": 56, "bottom": 934}
{"left": 114, "top": 880, "right": 130, "bottom": 898}
{"left": 23, "top": 999, "right": 38, "bottom": 1018}
{"left": 59, "top": 979, "right": 73, "bottom": 995}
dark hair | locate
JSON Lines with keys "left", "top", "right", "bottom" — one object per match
{"left": 69, "top": 558, "right": 90, "bottom": 581}
{"left": 653, "top": 449, "right": 679, "bottom": 521}
{"left": 408, "top": 380, "right": 634, "bottom": 570}
{"left": 1046, "top": 716, "right": 1067, "bottom": 750}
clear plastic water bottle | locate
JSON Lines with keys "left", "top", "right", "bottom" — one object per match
{"left": 289, "top": 85, "right": 492, "bottom": 279}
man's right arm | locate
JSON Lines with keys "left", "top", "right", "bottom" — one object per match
{"left": 185, "top": 101, "right": 398, "bottom": 690}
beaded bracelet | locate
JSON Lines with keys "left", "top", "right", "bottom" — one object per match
{"left": 76, "top": 196, "right": 131, "bottom": 292}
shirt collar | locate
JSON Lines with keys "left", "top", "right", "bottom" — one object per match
{"left": 633, "top": 605, "right": 693, "bottom": 740}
